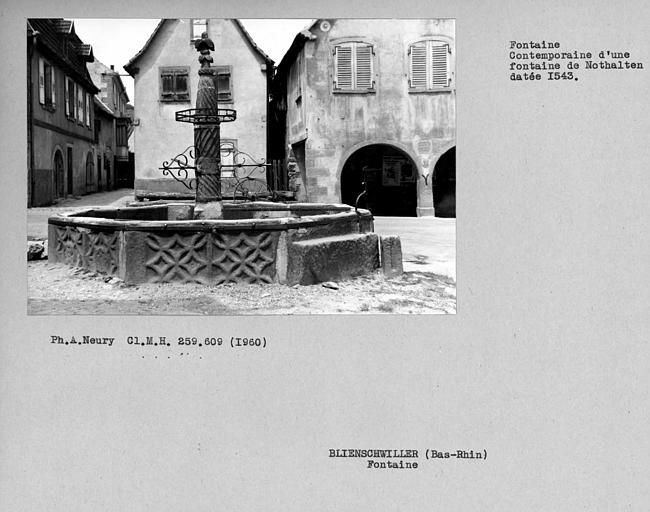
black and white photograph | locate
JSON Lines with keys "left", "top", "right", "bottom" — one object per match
{"left": 26, "top": 18, "right": 456, "bottom": 315}
{"left": 3, "top": 0, "right": 650, "bottom": 510}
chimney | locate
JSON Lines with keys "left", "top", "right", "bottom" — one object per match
{"left": 110, "top": 65, "right": 114, "bottom": 71}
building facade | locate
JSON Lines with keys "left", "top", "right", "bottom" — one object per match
{"left": 87, "top": 59, "right": 132, "bottom": 192}
{"left": 27, "top": 19, "right": 100, "bottom": 207}
{"left": 272, "top": 19, "right": 456, "bottom": 217}
{"left": 124, "top": 19, "right": 274, "bottom": 200}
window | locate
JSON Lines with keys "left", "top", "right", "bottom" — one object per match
{"left": 214, "top": 66, "right": 232, "bottom": 102}
{"left": 408, "top": 39, "right": 452, "bottom": 90}
{"left": 38, "top": 58, "right": 55, "bottom": 108}
{"left": 77, "top": 85, "right": 84, "bottom": 123}
{"left": 192, "top": 19, "right": 207, "bottom": 40}
{"left": 333, "top": 42, "right": 374, "bottom": 92}
{"left": 85, "top": 93, "right": 91, "bottom": 127}
{"left": 220, "top": 140, "right": 237, "bottom": 177}
{"left": 160, "top": 67, "right": 190, "bottom": 102}
{"left": 65, "top": 77, "right": 75, "bottom": 117}
{"left": 116, "top": 121, "right": 128, "bottom": 147}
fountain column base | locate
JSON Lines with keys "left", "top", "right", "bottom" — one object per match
{"left": 194, "top": 201, "right": 223, "bottom": 220}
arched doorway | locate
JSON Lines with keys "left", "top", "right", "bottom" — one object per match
{"left": 85, "top": 152, "right": 94, "bottom": 194}
{"left": 53, "top": 150, "right": 64, "bottom": 200}
{"left": 341, "top": 144, "right": 418, "bottom": 217}
{"left": 433, "top": 146, "right": 455, "bottom": 218}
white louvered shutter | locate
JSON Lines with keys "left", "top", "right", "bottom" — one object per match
{"left": 335, "top": 45, "right": 353, "bottom": 90}
{"left": 38, "top": 58, "right": 45, "bottom": 104}
{"left": 430, "top": 42, "right": 449, "bottom": 87}
{"left": 355, "top": 44, "right": 373, "bottom": 89}
{"left": 77, "top": 85, "right": 83, "bottom": 122}
{"left": 51, "top": 68, "right": 56, "bottom": 107}
{"left": 409, "top": 43, "right": 427, "bottom": 88}
{"left": 65, "top": 78, "right": 70, "bottom": 115}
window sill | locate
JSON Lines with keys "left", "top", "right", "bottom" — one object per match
{"left": 408, "top": 87, "right": 455, "bottom": 94}
{"left": 159, "top": 99, "right": 191, "bottom": 104}
{"left": 332, "top": 89, "right": 376, "bottom": 95}
{"left": 40, "top": 104, "right": 56, "bottom": 113}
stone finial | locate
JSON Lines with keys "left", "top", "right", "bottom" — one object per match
{"left": 194, "top": 31, "right": 214, "bottom": 69}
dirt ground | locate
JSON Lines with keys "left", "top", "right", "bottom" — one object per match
{"left": 27, "top": 260, "right": 456, "bottom": 315}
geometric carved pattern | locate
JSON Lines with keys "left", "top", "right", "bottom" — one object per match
{"left": 84, "top": 231, "right": 119, "bottom": 274}
{"left": 212, "top": 231, "right": 275, "bottom": 284}
{"left": 144, "top": 232, "right": 209, "bottom": 283}
{"left": 143, "top": 231, "right": 276, "bottom": 284}
{"left": 53, "top": 226, "right": 120, "bottom": 275}
{"left": 53, "top": 226, "right": 84, "bottom": 267}
{"left": 51, "top": 222, "right": 281, "bottom": 285}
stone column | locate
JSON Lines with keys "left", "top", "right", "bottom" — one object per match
{"left": 194, "top": 32, "right": 221, "bottom": 203}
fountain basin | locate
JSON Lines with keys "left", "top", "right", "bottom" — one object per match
{"left": 48, "top": 202, "right": 379, "bottom": 285}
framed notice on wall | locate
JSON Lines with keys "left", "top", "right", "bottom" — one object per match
{"left": 382, "top": 156, "right": 403, "bottom": 186}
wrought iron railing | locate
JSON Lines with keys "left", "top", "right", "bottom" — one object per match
{"left": 159, "top": 144, "right": 277, "bottom": 200}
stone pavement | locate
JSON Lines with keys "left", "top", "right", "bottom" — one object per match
{"left": 27, "top": 188, "right": 136, "bottom": 240}
{"left": 27, "top": 189, "right": 456, "bottom": 280}
{"left": 374, "top": 216, "right": 456, "bottom": 280}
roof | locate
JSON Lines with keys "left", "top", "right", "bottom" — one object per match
{"left": 73, "top": 43, "right": 93, "bottom": 58}
{"left": 28, "top": 18, "right": 99, "bottom": 93}
{"left": 87, "top": 58, "right": 130, "bottom": 103}
{"left": 276, "top": 20, "right": 320, "bottom": 72}
{"left": 94, "top": 96, "right": 114, "bottom": 117}
{"left": 124, "top": 18, "right": 274, "bottom": 75}
{"left": 52, "top": 19, "right": 73, "bottom": 34}
{"left": 232, "top": 19, "right": 273, "bottom": 64}
{"left": 123, "top": 19, "right": 165, "bottom": 75}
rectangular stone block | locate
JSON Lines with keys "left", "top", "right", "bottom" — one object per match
{"left": 287, "top": 233, "right": 379, "bottom": 285}
{"left": 380, "top": 235, "right": 404, "bottom": 277}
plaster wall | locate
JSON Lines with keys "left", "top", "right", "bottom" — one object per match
{"left": 32, "top": 124, "right": 95, "bottom": 198}
{"left": 30, "top": 48, "right": 97, "bottom": 204}
{"left": 31, "top": 48, "right": 96, "bottom": 140}
{"left": 287, "top": 19, "right": 456, "bottom": 215}
{"left": 131, "top": 19, "right": 269, "bottom": 197}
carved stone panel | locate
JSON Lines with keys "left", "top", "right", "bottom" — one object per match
{"left": 84, "top": 231, "right": 120, "bottom": 275}
{"left": 211, "top": 231, "right": 277, "bottom": 284}
{"left": 53, "top": 226, "right": 84, "bottom": 267}
{"left": 144, "top": 232, "right": 210, "bottom": 284}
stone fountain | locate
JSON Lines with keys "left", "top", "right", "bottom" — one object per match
{"left": 48, "top": 33, "right": 398, "bottom": 286}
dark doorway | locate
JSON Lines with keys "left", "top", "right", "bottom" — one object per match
{"left": 67, "top": 147, "right": 73, "bottom": 195}
{"left": 53, "top": 150, "right": 64, "bottom": 200}
{"left": 104, "top": 155, "right": 112, "bottom": 189}
{"left": 433, "top": 147, "right": 455, "bottom": 218}
{"left": 341, "top": 144, "right": 417, "bottom": 217}
{"left": 97, "top": 155, "right": 102, "bottom": 191}
{"left": 85, "top": 152, "right": 94, "bottom": 194}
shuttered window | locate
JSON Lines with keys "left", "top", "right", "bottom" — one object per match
{"left": 38, "top": 58, "right": 55, "bottom": 108}
{"left": 333, "top": 42, "right": 375, "bottom": 92}
{"left": 77, "top": 85, "right": 84, "bottom": 123}
{"left": 409, "top": 40, "right": 452, "bottom": 90}
{"left": 160, "top": 67, "right": 190, "bottom": 102}
{"left": 214, "top": 66, "right": 232, "bottom": 102}
{"left": 65, "top": 77, "right": 76, "bottom": 118}
{"left": 85, "top": 93, "right": 91, "bottom": 127}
